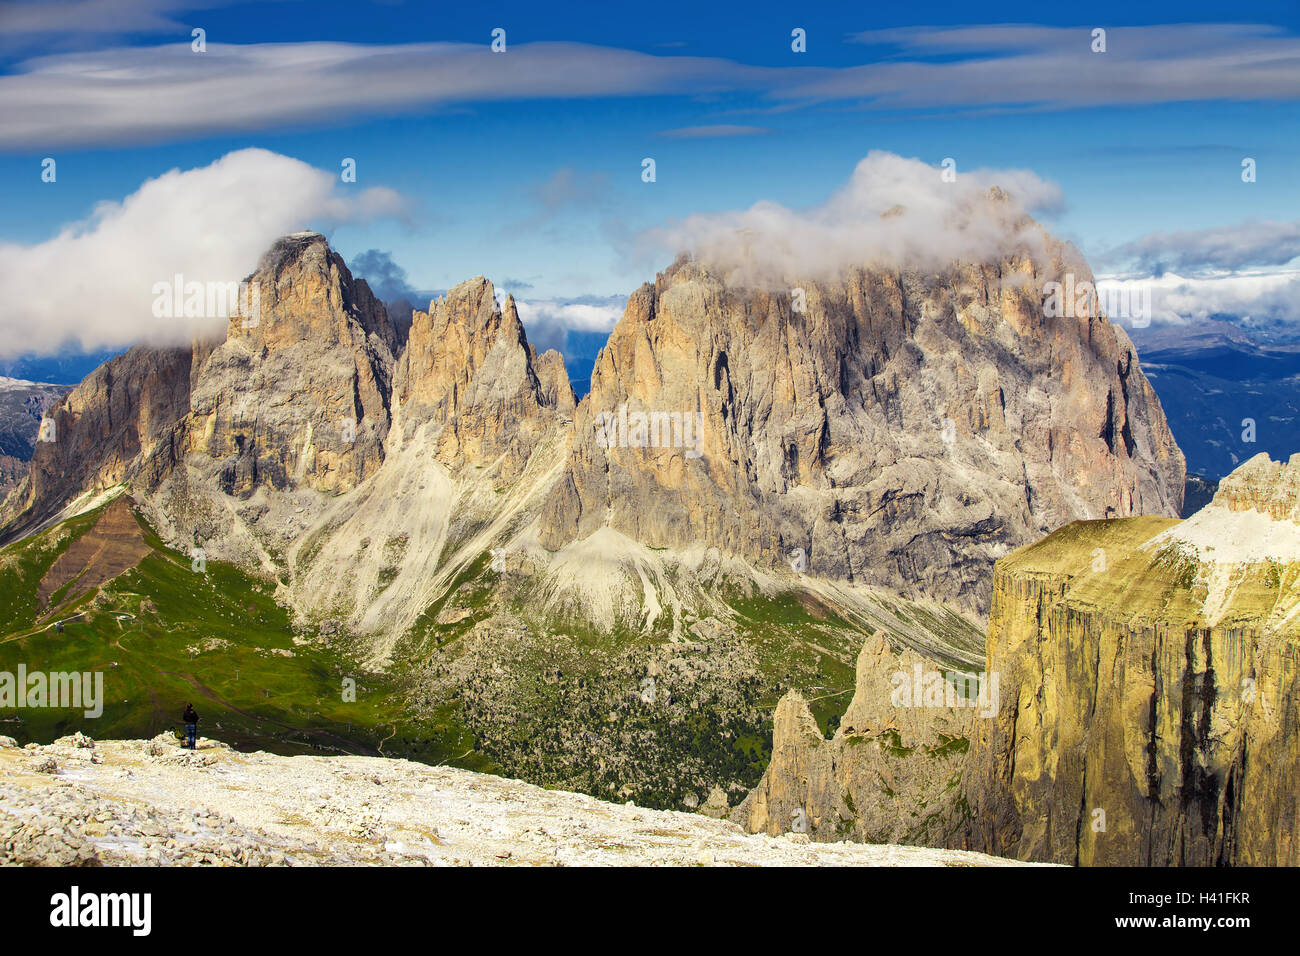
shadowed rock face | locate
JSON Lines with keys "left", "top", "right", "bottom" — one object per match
{"left": 538, "top": 234, "right": 1184, "bottom": 615}
{"left": 963, "top": 454, "right": 1300, "bottom": 865}
{"left": 533, "top": 348, "right": 577, "bottom": 418}
{"left": 188, "top": 232, "right": 397, "bottom": 496}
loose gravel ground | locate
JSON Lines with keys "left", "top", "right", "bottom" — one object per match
{"left": 0, "top": 734, "right": 1034, "bottom": 867}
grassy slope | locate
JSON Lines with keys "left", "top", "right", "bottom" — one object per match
{"left": 388, "top": 552, "right": 984, "bottom": 807}
{"left": 0, "top": 500, "right": 489, "bottom": 768}
{"left": 1, "top": 498, "right": 987, "bottom": 810}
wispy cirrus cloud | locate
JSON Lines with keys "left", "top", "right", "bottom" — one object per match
{"left": 0, "top": 41, "right": 781, "bottom": 149}
{"left": 1101, "top": 219, "right": 1300, "bottom": 275}
{"left": 797, "top": 23, "right": 1300, "bottom": 108}
{"left": 0, "top": 0, "right": 207, "bottom": 34}
{"left": 658, "top": 124, "right": 771, "bottom": 139}
{"left": 530, "top": 168, "right": 610, "bottom": 217}
{"left": 0, "top": 23, "right": 1298, "bottom": 149}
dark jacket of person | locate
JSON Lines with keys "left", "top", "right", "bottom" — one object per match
{"left": 183, "top": 705, "right": 199, "bottom": 725}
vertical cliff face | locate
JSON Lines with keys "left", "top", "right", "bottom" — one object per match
{"left": 539, "top": 227, "right": 1184, "bottom": 615}
{"left": 964, "top": 453, "right": 1300, "bottom": 865}
{"left": 284, "top": 275, "right": 575, "bottom": 640}
{"left": 736, "top": 632, "right": 977, "bottom": 846}
{"left": 188, "top": 232, "right": 397, "bottom": 496}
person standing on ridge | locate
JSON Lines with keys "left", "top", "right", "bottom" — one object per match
{"left": 182, "top": 702, "right": 199, "bottom": 750}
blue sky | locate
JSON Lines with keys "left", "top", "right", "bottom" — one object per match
{"left": 0, "top": 0, "right": 1298, "bottom": 361}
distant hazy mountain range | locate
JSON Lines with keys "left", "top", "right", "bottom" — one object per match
{"left": 0, "top": 352, "right": 120, "bottom": 386}
{"left": 1131, "top": 320, "right": 1300, "bottom": 482}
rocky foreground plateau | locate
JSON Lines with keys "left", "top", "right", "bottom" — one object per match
{"left": 0, "top": 734, "right": 1030, "bottom": 867}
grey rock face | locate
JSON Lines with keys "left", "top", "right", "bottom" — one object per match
{"left": 394, "top": 277, "right": 572, "bottom": 479}
{"left": 737, "top": 632, "right": 976, "bottom": 846}
{"left": 188, "top": 232, "right": 397, "bottom": 496}
{"left": 533, "top": 348, "right": 577, "bottom": 417}
{"left": 538, "top": 238, "right": 1184, "bottom": 615}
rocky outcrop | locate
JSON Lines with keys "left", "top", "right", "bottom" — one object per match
{"left": 538, "top": 222, "right": 1184, "bottom": 615}
{"left": 963, "top": 453, "right": 1300, "bottom": 865}
{"left": 188, "top": 232, "right": 397, "bottom": 496}
{"left": 533, "top": 347, "right": 577, "bottom": 417}
{"left": 1212, "top": 453, "right": 1300, "bottom": 521}
{"left": 394, "top": 277, "right": 571, "bottom": 479}
{"left": 0, "top": 345, "right": 194, "bottom": 543}
{"left": 0, "top": 455, "right": 25, "bottom": 502}
{"left": 737, "top": 632, "right": 979, "bottom": 846}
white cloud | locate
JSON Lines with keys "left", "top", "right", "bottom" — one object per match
{"left": 0, "top": 148, "right": 410, "bottom": 358}
{"left": 817, "top": 24, "right": 1300, "bottom": 108}
{"left": 513, "top": 297, "right": 624, "bottom": 354}
{"left": 1096, "top": 270, "right": 1300, "bottom": 329}
{"left": 641, "top": 150, "right": 1064, "bottom": 285}
{"left": 0, "top": 0, "right": 197, "bottom": 35}
{"left": 0, "top": 41, "right": 777, "bottom": 149}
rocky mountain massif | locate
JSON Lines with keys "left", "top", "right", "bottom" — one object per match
{"left": 0, "top": 215, "right": 1184, "bottom": 813}
{"left": 540, "top": 235, "right": 1184, "bottom": 616}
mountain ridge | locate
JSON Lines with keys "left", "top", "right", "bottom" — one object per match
{"left": 0, "top": 223, "right": 1189, "bottom": 812}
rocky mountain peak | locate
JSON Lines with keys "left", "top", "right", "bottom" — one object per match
{"left": 0, "top": 345, "right": 195, "bottom": 542}
{"left": 540, "top": 226, "right": 1184, "bottom": 615}
{"left": 230, "top": 231, "right": 396, "bottom": 353}
{"left": 180, "top": 232, "right": 398, "bottom": 498}
{"left": 395, "top": 275, "right": 571, "bottom": 477}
